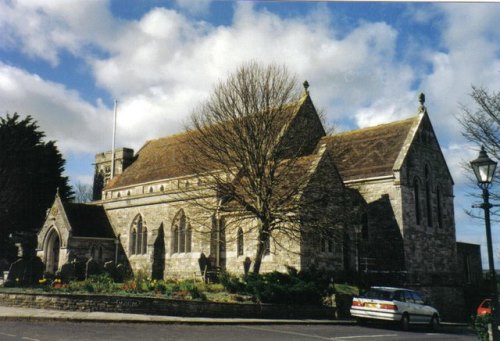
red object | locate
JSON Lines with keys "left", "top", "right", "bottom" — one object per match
{"left": 477, "top": 299, "right": 492, "bottom": 316}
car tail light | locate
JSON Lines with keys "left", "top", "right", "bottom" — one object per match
{"left": 351, "top": 300, "right": 362, "bottom": 307}
{"left": 379, "top": 303, "right": 398, "bottom": 311}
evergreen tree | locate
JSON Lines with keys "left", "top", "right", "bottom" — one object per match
{"left": 0, "top": 113, "right": 73, "bottom": 266}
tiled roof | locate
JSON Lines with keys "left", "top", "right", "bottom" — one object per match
{"left": 105, "top": 132, "right": 197, "bottom": 189}
{"left": 321, "top": 116, "right": 419, "bottom": 181}
{"left": 63, "top": 203, "right": 115, "bottom": 238}
{"left": 106, "top": 95, "right": 309, "bottom": 190}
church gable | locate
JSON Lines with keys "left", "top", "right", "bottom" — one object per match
{"left": 277, "top": 93, "right": 326, "bottom": 158}
{"left": 401, "top": 113, "right": 454, "bottom": 186}
{"left": 37, "top": 194, "right": 71, "bottom": 250}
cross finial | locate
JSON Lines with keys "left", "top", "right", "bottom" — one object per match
{"left": 303, "top": 80, "right": 309, "bottom": 94}
{"left": 418, "top": 93, "right": 427, "bottom": 114}
{"left": 419, "top": 93, "right": 425, "bottom": 106}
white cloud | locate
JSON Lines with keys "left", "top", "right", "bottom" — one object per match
{"left": 0, "top": 63, "right": 112, "bottom": 154}
{"left": 0, "top": 0, "right": 119, "bottom": 65}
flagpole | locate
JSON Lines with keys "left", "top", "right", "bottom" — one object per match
{"left": 111, "top": 100, "right": 117, "bottom": 179}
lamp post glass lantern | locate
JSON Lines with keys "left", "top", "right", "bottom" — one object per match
{"left": 471, "top": 145, "right": 499, "bottom": 340}
{"left": 471, "top": 146, "right": 497, "bottom": 187}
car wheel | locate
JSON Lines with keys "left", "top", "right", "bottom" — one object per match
{"left": 429, "top": 315, "right": 439, "bottom": 330}
{"left": 401, "top": 314, "right": 410, "bottom": 331}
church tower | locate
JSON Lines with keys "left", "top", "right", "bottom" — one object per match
{"left": 92, "top": 148, "right": 134, "bottom": 200}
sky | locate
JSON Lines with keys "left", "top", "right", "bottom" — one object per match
{"left": 1, "top": 0, "right": 500, "bottom": 266}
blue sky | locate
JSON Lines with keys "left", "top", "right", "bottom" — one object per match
{"left": 1, "top": 1, "right": 499, "bottom": 266}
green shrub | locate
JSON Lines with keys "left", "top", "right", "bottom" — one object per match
{"left": 219, "top": 268, "right": 333, "bottom": 305}
{"left": 219, "top": 271, "right": 245, "bottom": 293}
{"left": 473, "top": 314, "right": 492, "bottom": 341}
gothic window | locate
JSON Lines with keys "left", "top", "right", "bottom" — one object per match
{"left": 142, "top": 226, "right": 148, "bottom": 254}
{"left": 437, "top": 186, "right": 443, "bottom": 228}
{"left": 130, "top": 229, "right": 137, "bottom": 254}
{"left": 186, "top": 224, "right": 192, "bottom": 253}
{"left": 425, "top": 165, "right": 433, "bottom": 227}
{"left": 413, "top": 178, "right": 421, "bottom": 225}
{"left": 179, "top": 222, "right": 186, "bottom": 253}
{"left": 172, "top": 210, "right": 192, "bottom": 254}
{"left": 130, "top": 215, "right": 147, "bottom": 255}
{"left": 172, "top": 226, "right": 179, "bottom": 253}
{"left": 237, "top": 228, "right": 244, "bottom": 256}
{"left": 90, "top": 245, "right": 97, "bottom": 259}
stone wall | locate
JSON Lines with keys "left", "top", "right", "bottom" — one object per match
{"left": 347, "top": 179, "right": 406, "bottom": 272}
{"left": 0, "top": 292, "right": 334, "bottom": 319}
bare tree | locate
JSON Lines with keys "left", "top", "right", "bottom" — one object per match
{"left": 72, "top": 181, "right": 93, "bottom": 203}
{"left": 181, "top": 62, "right": 340, "bottom": 274}
{"left": 458, "top": 86, "right": 500, "bottom": 159}
{"left": 458, "top": 86, "right": 500, "bottom": 215}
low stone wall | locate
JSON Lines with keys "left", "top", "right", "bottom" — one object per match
{"left": 0, "top": 292, "right": 335, "bottom": 319}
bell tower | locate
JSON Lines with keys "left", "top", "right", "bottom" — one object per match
{"left": 92, "top": 148, "right": 134, "bottom": 200}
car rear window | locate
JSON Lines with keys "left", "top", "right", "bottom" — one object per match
{"left": 363, "top": 289, "right": 395, "bottom": 300}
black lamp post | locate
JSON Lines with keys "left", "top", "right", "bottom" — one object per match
{"left": 471, "top": 146, "right": 499, "bottom": 340}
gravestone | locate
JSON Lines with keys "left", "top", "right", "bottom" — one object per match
{"left": 85, "top": 258, "right": 101, "bottom": 278}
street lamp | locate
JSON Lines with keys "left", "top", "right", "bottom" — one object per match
{"left": 471, "top": 146, "right": 499, "bottom": 340}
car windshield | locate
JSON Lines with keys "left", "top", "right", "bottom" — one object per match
{"left": 363, "top": 288, "right": 395, "bottom": 300}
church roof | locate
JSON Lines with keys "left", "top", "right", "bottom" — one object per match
{"left": 105, "top": 132, "right": 196, "bottom": 189}
{"left": 105, "top": 94, "right": 311, "bottom": 190}
{"left": 321, "top": 115, "right": 420, "bottom": 182}
{"left": 62, "top": 203, "right": 115, "bottom": 238}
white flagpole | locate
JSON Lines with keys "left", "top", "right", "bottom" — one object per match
{"left": 111, "top": 100, "right": 117, "bottom": 179}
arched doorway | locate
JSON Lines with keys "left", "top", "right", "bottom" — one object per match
{"left": 45, "top": 228, "right": 60, "bottom": 274}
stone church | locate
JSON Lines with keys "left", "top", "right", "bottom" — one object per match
{"left": 36, "top": 91, "right": 472, "bottom": 316}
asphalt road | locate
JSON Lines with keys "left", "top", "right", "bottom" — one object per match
{"left": 0, "top": 321, "right": 476, "bottom": 341}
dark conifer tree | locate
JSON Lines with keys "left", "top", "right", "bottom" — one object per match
{"left": 0, "top": 113, "right": 73, "bottom": 266}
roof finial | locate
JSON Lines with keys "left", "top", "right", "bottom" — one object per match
{"left": 418, "top": 92, "right": 426, "bottom": 114}
{"left": 303, "top": 80, "right": 309, "bottom": 94}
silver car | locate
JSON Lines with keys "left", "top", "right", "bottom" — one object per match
{"left": 350, "top": 286, "right": 440, "bottom": 330}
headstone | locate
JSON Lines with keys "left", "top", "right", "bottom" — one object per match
{"left": 243, "top": 257, "right": 252, "bottom": 275}
{"left": 85, "top": 258, "right": 101, "bottom": 278}
{"left": 60, "top": 262, "right": 75, "bottom": 282}
{"left": 4, "top": 256, "right": 43, "bottom": 287}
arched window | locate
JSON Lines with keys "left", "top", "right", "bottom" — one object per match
{"left": 130, "top": 215, "right": 146, "bottom": 255}
{"left": 179, "top": 221, "right": 186, "bottom": 253}
{"left": 130, "top": 229, "right": 137, "bottom": 254}
{"left": 186, "top": 224, "right": 192, "bottom": 253}
{"left": 437, "top": 186, "right": 443, "bottom": 228}
{"left": 414, "top": 178, "right": 421, "bottom": 225}
{"left": 142, "top": 226, "right": 148, "bottom": 254}
{"left": 172, "top": 226, "right": 179, "bottom": 253}
{"left": 172, "top": 210, "right": 192, "bottom": 254}
{"left": 425, "top": 165, "right": 432, "bottom": 227}
{"left": 237, "top": 228, "right": 244, "bottom": 256}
